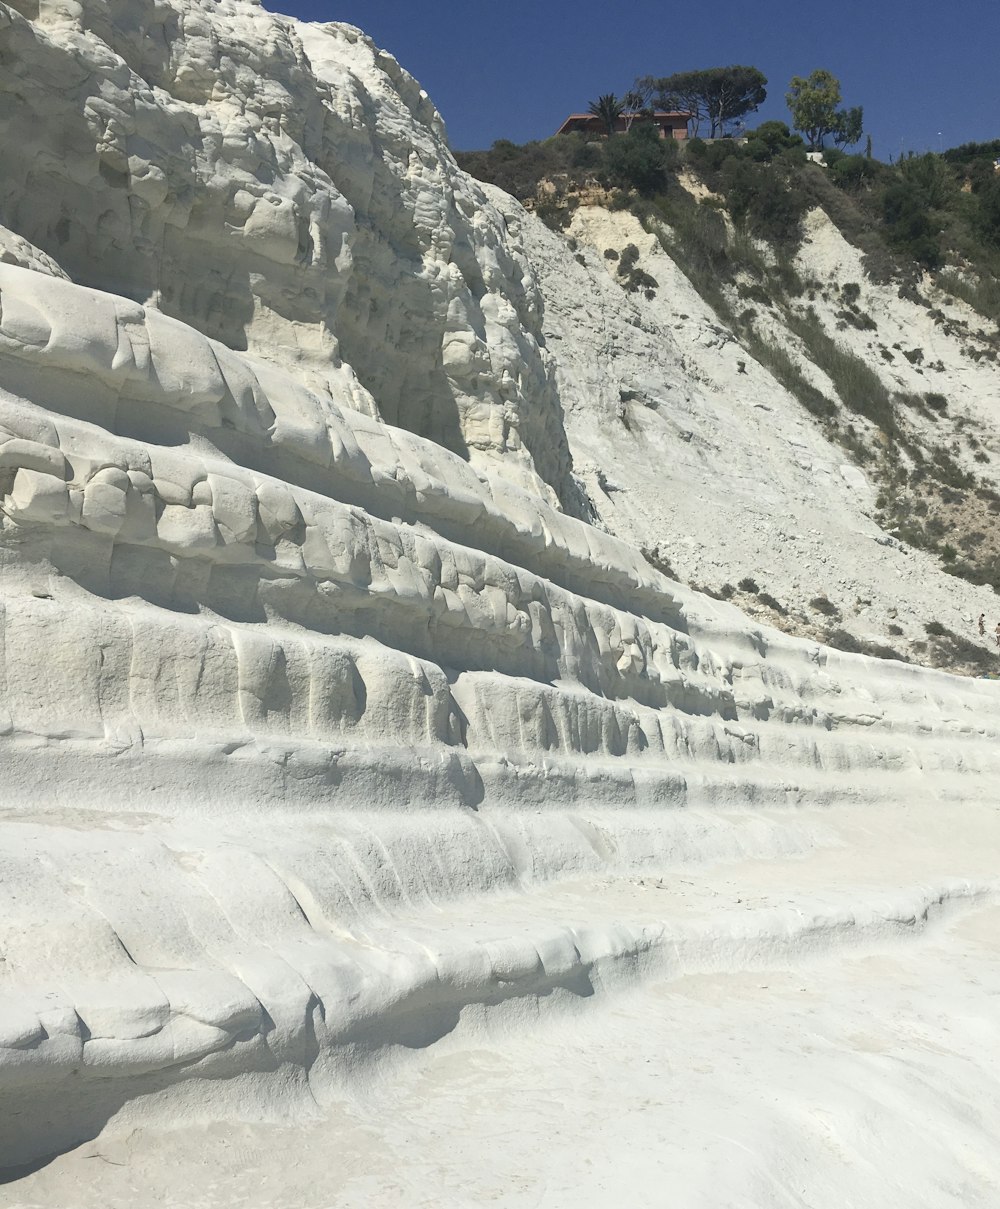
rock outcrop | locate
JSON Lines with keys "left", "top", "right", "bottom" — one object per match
{"left": 0, "top": 0, "right": 573, "bottom": 502}
{"left": 1, "top": 0, "right": 999, "bottom": 1191}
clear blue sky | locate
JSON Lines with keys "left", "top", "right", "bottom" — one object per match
{"left": 267, "top": 0, "right": 999, "bottom": 158}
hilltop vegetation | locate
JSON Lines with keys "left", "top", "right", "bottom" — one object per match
{"left": 456, "top": 128, "right": 1000, "bottom": 321}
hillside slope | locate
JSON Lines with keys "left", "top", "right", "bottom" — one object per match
{"left": 503, "top": 195, "right": 1000, "bottom": 670}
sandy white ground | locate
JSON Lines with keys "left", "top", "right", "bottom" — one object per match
{"left": 5, "top": 802, "right": 1000, "bottom": 1208}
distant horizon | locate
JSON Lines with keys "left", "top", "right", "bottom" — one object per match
{"left": 266, "top": 0, "right": 999, "bottom": 158}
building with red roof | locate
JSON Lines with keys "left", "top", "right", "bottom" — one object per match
{"left": 555, "top": 111, "right": 692, "bottom": 140}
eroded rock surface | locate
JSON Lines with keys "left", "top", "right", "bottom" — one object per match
{"left": 1, "top": 0, "right": 1000, "bottom": 1195}
{"left": 0, "top": 0, "right": 572, "bottom": 501}
{"left": 2, "top": 252, "right": 1000, "bottom": 1170}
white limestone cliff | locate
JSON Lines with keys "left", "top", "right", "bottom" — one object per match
{"left": 0, "top": 0, "right": 572, "bottom": 503}
{"left": 1, "top": 1, "right": 1000, "bottom": 1203}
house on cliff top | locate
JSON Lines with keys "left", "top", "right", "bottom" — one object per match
{"left": 555, "top": 111, "right": 691, "bottom": 139}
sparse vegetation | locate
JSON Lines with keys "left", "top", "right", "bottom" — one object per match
{"left": 459, "top": 127, "right": 1000, "bottom": 329}
{"left": 757, "top": 591, "right": 787, "bottom": 614}
{"left": 456, "top": 122, "right": 1000, "bottom": 678}
{"left": 456, "top": 134, "right": 602, "bottom": 204}
{"left": 810, "top": 596, "right": 840, "bottom": 617}
{"left": 612, "top": 242, "right": 659, "bottom": 295}
{"left": 785, "top": 308, "right": 896, "bottom": 433}
{"left": 825, "top": 628, "right": 907, "bottom": 662}
{"left": 923, "top": 624, "right": 997, "bottom": 674}
{"left": 641, "top": 546, "right": 678, "bottom": 580}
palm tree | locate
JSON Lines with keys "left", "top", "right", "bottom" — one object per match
{"left": 587, "top": 93, "right": 623, "bottom": 137}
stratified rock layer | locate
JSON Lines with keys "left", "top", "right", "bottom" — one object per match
{"left": 0, "top": 0, "right": 572, "bottom": 502}
{"left": 2, "top": 255, "right": 1000, "bottom": 1166}
{"left": 0, "top": 0, "right": 999, "bottom": 1184}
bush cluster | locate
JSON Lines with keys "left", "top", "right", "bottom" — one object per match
{"left": 459, "top": 128, "right": 1000, "bottom": 325}
{"left": 603, "top": 123, "right": 678, "bottom": 196}
{"left": 455, "top": 134, "right": 602, "bottom": 203}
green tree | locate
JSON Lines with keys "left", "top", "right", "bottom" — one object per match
{"left": 640, "top": 66, "right": 766, "bottom": 138}
{"left": 621, "top": 86, "right": 652, "bottom": 132}
{"left": 786, "top": 70, "right": 862, "bottom": 150}
{"left": 833, "top": 106, "right": 864, "bottom": 149}
{"left": 744, "top": 120, "right": 804, "bottom": 162}
{"left": 604, "top": 122, "right": 675, "bottom": 194}
{"left": 703, "top": 66, "right": 767, "bottom": 137}
{"left": 588, "top": 93, "right": 623, "bottom": 136}
{"left": 637, "top": 70, "right": 706, "bottom": 134}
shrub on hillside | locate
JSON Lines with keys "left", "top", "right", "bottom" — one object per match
{"left": 973, "top": 174, "right": 1000, "bottom": 247}
{"left": 757, "top": 591, "right": 787, "bottom": 614}
{"left": 826, "top": 629, "right": 906, "bottom": 662}
{"left": 883, "top": 177, "right": 943, "bottom": 268}
{"left": 829, "top": 154, "right": 879, "bottom": 191}
{"left": 455, "top": 134, "right": 602, "bottom": 202}
{"left": 810, "top": 596, "right": 840, "bottom": 616}
{"left": 924, "top": 624, "right": 996, "bottom": 673}
{"left": 786, "top": 308, "right": 896, "bottom": 434}
{"left": 692, "top": 139, "right": 741, "bottom": 173}
{"left": 651, "top": 192, "right": 730, "bottom": 299}
{"left": 719, "top": 156, "right": 808, "bottom": 247}
{"left": 825, "top": 628, "right": 864, "bottom": 653}
{"left": 742, "top": 332, "right": 837, "bottom": 420}
{"left": 604, "top": 123, "right": 677, "bottom": 196}
{"left": 744, "top": 121, "right": 804, "bottom": 163}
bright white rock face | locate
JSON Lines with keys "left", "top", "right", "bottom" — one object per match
{"left": 0, "top": 0, "right": 571, "bottom": 502}
{"left": 1, "top": 2, "right": 1000, "bottom": 1204}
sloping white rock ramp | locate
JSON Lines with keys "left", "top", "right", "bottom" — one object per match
{"left": 1, "top": 262, "right": 1000, "bottom": 1175}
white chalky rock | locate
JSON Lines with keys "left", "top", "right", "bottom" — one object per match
{"left": 0, "top": 0, "right": 573, "bottom": 502}
{"left": 81, "top": 466, "right": 129, "bottom": 534}
{"left": 155, "top": 502, "right": 218, "bottom": 551}
{"left": 5, "top": 466, "right": 70, "bottom": 522}
{"left": 0, "top": 437, "right": 66, "bottom": 477}
{"left": 0, "top": 222, "right": 67, "bottom": 278}
{"left": 255, "top": 480, "right": 301, "bottom": 542}
{"left": 1, "top": 2, "right": 1000, "bottom": 1201}
{"left": 207, "top": 473, "right": 256, "bottom": 544}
